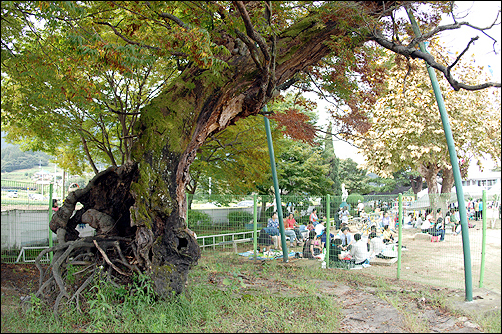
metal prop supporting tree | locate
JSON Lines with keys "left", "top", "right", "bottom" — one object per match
{"left": 1, "top": 1, "right": 499, "bottom": 316}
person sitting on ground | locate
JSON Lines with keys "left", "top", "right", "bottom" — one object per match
{"left": 403, "top": 213, "right": 412, "bottom": 226}
{"left": 319, "top": 228, "right": 334, "bottom": 251}
{"left": 382, "top": 225, "right": 397, "bottom": 244}
{"left": 283, "top": 227, "right": 298, "bottom": 247}
{"left": 314, "top": 220, "right": 325, "bottom": 237}
{"left": 367, "top": 225, "right": 377, "bottom": 251}
{"left": 263, "top": 212, "right": 282, "bottom": 248}
{"left": 329, "top": 237, "right": 345, "bottom": 262}
{"left": 420, "top": 213, "right": 434, "bottom": 234}
{"left": 267, "top": 211, "right": 297, "bottom": 247}
{"left": 432, "top": 216, "right": 446, "bottom": 242}
{"left": 329, "top": 237, "right": 353, "bottom": 266}
{"left": 368, "top": 232, "right": 386, "bottom": 258}
{"left": 349, "top": 233, "right": 371, "bottom": 267}
{"left": 303, "top": 230, "right": 321, "bottom": 259}
{"left": 415, "top": 213, "right": 423, "bottom": 229}
{"left": 380, "top": 211, "right": 391, "bottom": 229}
{"left": 257, "top": 228, "right": 274, "bottom": 254}
{"left": 306, "top": 221, "right": 315, "bottom": 231}
{"left": 52, "top": 199, "right": 59, "bottom": 212}
{"left": 284, "top": 213, "right": 303, "bottom": 245}
{"left": 339, "top": 226, "right": 354, "bottom": 251}
{"left": 309, "top": 208, "right": 319, "bottom": 226}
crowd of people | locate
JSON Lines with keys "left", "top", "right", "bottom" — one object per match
{"left": 257, "top": 198, "right": 499, "bottom": 261}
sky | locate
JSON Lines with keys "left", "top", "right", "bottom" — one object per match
{"left": 311, "top": 1, "right": 501, "bottom": 177}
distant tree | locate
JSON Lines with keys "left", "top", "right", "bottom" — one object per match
{"left": 276, "top": 140, "right": 332, "bottom": 196}
{"left": 338, "top": 158, "right": 372, "bottom": 195}
{"left": 1, "top": 146, "right": 51, "bottom": 172}
{"left": 356, "top": 45, "right": 501, "bottom": 198}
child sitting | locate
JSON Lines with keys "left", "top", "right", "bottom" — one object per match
{"left": 302, "top": 230, "right": 321, "bottom": 259}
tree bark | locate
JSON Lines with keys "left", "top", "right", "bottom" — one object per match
{"left": 410, "top": 175, "right": 423, "bottom": 195}
{"left": 440, "top": 167, "right": 455, "bottom": 194}
{"left": 417, "top": 162, "right": 441, "bottom": 213}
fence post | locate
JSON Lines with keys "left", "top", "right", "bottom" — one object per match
{"left": 48, "top": 183, "right": 54, "bottom": 262}
{"left": 325, "top": 194, "right": 330, "bottom": 268}
{"left": 263, "top": 108, "right": 288, "bottom": 262}
{"left": 253, "top": 193, "right": 258, "bottom": 260}
{"left": 397, "top": 193, "right": 403, "bottom": 279}
{"left": 407, "top": 9, "right": 473, "bottom": 302}
{"left": 479, "top": 190, "right": 487, "bottom": 288}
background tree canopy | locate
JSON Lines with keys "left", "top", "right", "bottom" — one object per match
{"left": 0, "top": 145, "right": 50, "bottom": 172}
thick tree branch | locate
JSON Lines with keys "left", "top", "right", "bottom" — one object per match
{"left": 233, "top": 1, "right": 270, "bottom": 63}
{"left": 371, "top": 30, "right": 501, "bottom": 91}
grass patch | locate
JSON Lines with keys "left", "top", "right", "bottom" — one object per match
{"left": 1, "top": 255, "right": 343, "bottom": 333}
{"left": 473, "top": 310, "right": 501, "bottom": 333}
{"left": 1, "top": 252, "right": 499, "bottom": 333}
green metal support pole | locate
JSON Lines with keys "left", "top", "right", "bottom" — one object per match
{"left": 480, "top": 190, "right": 487, "bottom": 288}
{"left": 397, "top": 193, "right": 403, "bottom": 279}
{"left": 263, "top": 108, "right": 288, "bottom": 262}
{"left": 48, "top": 183, "right": 54, "bottom": 263}
{"left": 407, "top": 9, "right": 473, "bottom": 301}
{"left": 253, "top": 193, "right": 258, "bottom": 261}
{"left": 325, "top": 194, "right": 330, "bottom": 268}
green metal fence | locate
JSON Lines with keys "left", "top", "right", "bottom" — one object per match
{"left": 2, "top": 179, "right": 498, "bottom": 294}
{"left": 1, "top": 179, "right": 54, "bottom": 263}
{"left": 187, "top": 192, "right": 498, "bottom": 294}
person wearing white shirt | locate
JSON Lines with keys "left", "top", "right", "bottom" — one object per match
{"left": 487, "top": 205, "right": 498, "bottom": 229}
{"left": 421, "top": 214, "right": 433, "bottom": 233}
{"left": 350, "top": 233, "right": 370, "bottom": 267}
{"left": 314, "top": 221, "right": 325, "bottom": 237}
{"left": 368, "top": 232, "right": 386, "bottom": 258}
{"left": 357, "top": 200, "right": 364, "bottom": 217}
{"left": 415, "top": 214, "right": 423, "bottom": 229}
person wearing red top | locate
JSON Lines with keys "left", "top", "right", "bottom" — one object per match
{"left": 52, "top": 199, "right": 59, "bottom": 212}
{"left": 284, "top": 213, "right": 297, "bottom": 229}
{"left": 285, "top": 213, "right": 304, "bottom": 244}
{"left": 309, "top": 208, "right": 319, "bottom": 226}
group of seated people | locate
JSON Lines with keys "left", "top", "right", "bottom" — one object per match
{"left": 325, "top": 222, "right": 401, "bottom": 268}
{"left": 257, "top": 210, "right": 325, "bottom": 253}
{"left": 257, "top": 210, "right": 402, "bottom": 265}
{"left": 419, "top": 208, "right": 447, "bottom": 241}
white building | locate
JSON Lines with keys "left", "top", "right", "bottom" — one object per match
{"left": 415, "top": 170, "right": 501, "bottom": 201}
{"left": 454, "top": 170, "right": 501, "bottom": 199}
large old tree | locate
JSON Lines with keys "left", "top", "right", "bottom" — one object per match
{"left": 1, "top": 1, "right": 500, "bottom": 313}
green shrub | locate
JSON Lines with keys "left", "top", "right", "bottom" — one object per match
{"left": 188, "top": 210, "right": 212, "bottom": 228}
{"left": 227, "top": 210, "right": 254, "bottom": 228}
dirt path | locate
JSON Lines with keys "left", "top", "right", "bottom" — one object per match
{"left": 293, "top": 276, "right": 485, "bottom": 333}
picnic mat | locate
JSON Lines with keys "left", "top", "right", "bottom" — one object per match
{"left": 238, "top": 250, "right": 297, "bottom": 260}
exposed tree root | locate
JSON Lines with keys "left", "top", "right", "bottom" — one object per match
{"left": 34, "top": 234, "right": 140, "bottom": 318}
{"left": 37, "top": 162, "right": 200, "bottom": 317}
